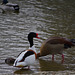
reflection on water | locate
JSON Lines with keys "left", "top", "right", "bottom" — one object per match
{"left": 14, "top": 69, "right": 34, "bottom": 74}
{"left": 39, "top": 59, "right": 65, "bottom": 71}
{"left": 0, "top": 0, "right": 75, "bottom": 74}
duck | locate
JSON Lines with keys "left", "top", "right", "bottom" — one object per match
{"left": 0, "top": 0, "right": 19, "bottom": 12}
{"left": 5, "top": 57, "right": 15, "bottom": 64}
{"left": 13, "top": 32, "right": 40, "bottom": 69}
{"left": 37, "top": 37, "right": 75, "bottom": 62}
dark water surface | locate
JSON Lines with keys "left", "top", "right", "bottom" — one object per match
{"left": 0, "top": 0, "right": 75, "bottom": 74}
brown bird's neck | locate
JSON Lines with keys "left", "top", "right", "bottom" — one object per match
{"left": 36, "top": 53, "right": 41, "bottom": 59}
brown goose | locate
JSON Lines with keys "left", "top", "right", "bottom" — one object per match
{"left": 37, "top": 37, "right": 75, "bottom": 62}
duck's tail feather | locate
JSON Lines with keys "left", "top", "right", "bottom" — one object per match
{"left": 70, "top": 39, "right": 75, "bottom": 44}
{"left": 64, "top": 39, "right": 75, "bottom": 48}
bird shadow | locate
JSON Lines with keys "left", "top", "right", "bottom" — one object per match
{"left": 14, "top": 68, "right": 35, "bottom": 74}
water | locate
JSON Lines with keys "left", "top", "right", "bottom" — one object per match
{"left": 0, "top": 0, "right": 75, "bottom": 74}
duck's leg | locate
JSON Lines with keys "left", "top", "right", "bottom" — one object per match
{"left": 61, "top": 54, "right": 64, "bottom": 63}
{"left": 52, "top": 54, "right": 54, "bottom": 61}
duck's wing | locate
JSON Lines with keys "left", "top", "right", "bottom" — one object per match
{"left": 15, "top": 50, "right": 36, "bottom": 62}
{"left": 15, "top": 50, "right": 28, "bottom": 62}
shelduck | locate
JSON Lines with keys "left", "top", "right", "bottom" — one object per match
{"left": 13, "top": 32, "right": 39, "bottom": 69}
{"left": 37, "top": 37, "right": 75, "bottom": 62}
{"left": 0, "top": 0, "right": 19, "bottom": 12}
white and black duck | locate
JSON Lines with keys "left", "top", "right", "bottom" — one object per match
{"left": 0, "top": 0, "right": 19, "bottom": 12}
{"left": 5, "top": 32, "right": 40, "bottom": 69}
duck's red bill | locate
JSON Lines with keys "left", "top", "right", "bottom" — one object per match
{"left": 36, "top": 33, "right": 40, "bottom": 39}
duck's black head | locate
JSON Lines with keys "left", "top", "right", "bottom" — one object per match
{"left": 2, "top": 0, "right": 8, "bottom": 4}
{"left": 28, "top": 32, "right": 39, "bottom": 47}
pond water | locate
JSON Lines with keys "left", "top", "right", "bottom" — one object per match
{"left": 0, "top": 0, "right": 75, "bottom": 74}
